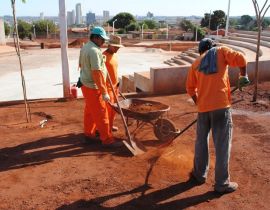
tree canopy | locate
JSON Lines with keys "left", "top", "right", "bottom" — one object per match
{"left": 179, "top": 19, "right": 194, "bottom": 32}
{"left": 142, "top": 19, "right": 158, "bottom": 29}
{"left": 200, "top": 10, "right": 226, "bottom": 30}
{"left": 32, "top": 20, "right": 57, "bottom": 35}
{"left": 17, "top": 19, "right": 32, "bottom": 39}
{"left": 108, "top": 12, "right": 136, "bottom": 29}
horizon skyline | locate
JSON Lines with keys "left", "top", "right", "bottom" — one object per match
{"left": 1, "top": 0, "right": 268, "bottom": 17}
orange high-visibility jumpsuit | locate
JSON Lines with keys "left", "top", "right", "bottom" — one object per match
{"left": 79, "top": 41, "right": 114, "bottom": 144}
{"left": 103, "top": 51, "right": 119, "bottom": 130}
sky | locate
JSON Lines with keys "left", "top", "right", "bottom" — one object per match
{"left": 0, "top": 0, "right": 268, "bottom": 17}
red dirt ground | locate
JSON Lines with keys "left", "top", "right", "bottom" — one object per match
{"left": 0, "top": 82, "right": 269, "bottom": 210}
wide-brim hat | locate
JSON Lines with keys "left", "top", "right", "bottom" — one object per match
{"left": 109, "top": 35, "right": 124, "bottom": 48}
{"left": 91, "top": 26, "right": 110, "bottom": 40}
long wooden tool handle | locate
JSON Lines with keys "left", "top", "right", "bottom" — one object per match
{"left": 106, "top": 72, "right": 135, "bottom": 149}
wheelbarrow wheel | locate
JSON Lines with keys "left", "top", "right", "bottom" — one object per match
{"left": 154, "top": 119, "right": 177, "bottom": 142}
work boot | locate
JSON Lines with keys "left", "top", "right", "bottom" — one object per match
{"left": 189, "top": 171, "right": 206, "bottom": 185}
{"left": 83, "top": 135, "right": 101, "bottom": 145}
{"left": 102, "top": 137, "right": 124, "bottom": 148}
{"left": 112, "top": 126, "right": 119, "bottom": 132}
{"left": 214, "top": 182, "right": 238, "bottom": 194}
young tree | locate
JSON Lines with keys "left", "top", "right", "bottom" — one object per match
{"left": 11, "top": 0, "right": 31, "bottom": 122}
{"left": 252, "top": 0, "right": 270, "bottom": 102}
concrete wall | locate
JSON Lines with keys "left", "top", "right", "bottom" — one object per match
{"left": 148, "top": 60, "right": 270, "bottom": 94}
{"left": 150, "top": 65, "right": 190, "bottom": 94}
{"left": 0, "top": 19, "right": 6, "bottom": 45}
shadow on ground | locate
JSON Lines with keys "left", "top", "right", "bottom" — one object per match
{"left": 57, "top": 180, "right": 222, "bottom": 210}
{"left": 0, "top": 133, "right": 131, "bottom": 172}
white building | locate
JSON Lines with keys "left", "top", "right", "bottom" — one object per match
{"left": 75, "top": 3, "right": 82, "bottom": 25}
{"left": 103, "top": 10, "right": 110, "bottom": 22}
{"left": 86, "top": 12, "right": 96, "bottom": 26}
{"left": 67, "top": 10, "right": 75, "bottom": 26}
{"left": 40, "top": 12, "right": 44, "bottom": 20}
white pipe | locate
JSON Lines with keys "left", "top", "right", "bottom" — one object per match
{"left": 112, "top": 19, "right": 117, "bottom": 35}
{"left": 141, "top": 23, "right": 145, "bottom": 40}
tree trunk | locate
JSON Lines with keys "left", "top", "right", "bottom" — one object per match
{"left": 11, "top": 0, "right": 31, "bottom": 122}
{"left": 252, "top": 22, "right": 261, "bottom": 102}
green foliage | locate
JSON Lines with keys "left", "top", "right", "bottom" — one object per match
{"left": 262, "top": 18, "right": 270, "bottom": 30}
{"left": 4, "top": 22, "right": 10, "bottom": 36}
{"left": 229, "top": 18, "right": 239, "bottom": 28}
{"left": 108, "top": 12, "right": 136, "bottom": 29}
{"left": 180, "top": 19, "right": 194, "bottom": 32}
{"left": 200, "top": 10, "right": 226, "bottom": 30}
{"left": 126, "top": 22, "right": 140, "bottom": 31}
{"left": 17, "top": 19, "right": 32, "bottom": 39}
{"left": 142, "top": 19, "right": 158, "bottom": 29}
{"left": 192, "top": 27, "right": 205, "bottom": 41}
{"left": 32, "top": 20, "right": 57, "bottom": 35}
{"left": 117, "top": 28, "right": 126, "bottom": 34}
{"left": 240, "top": 15, "right": 253, "bottom": 25}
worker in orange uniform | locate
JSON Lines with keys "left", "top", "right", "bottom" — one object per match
{"left": 186, "top": 38, "right": 250, "bottom": 194}
{"left": 79, "top": 26, "right": 123, "bottom": 148}
{"left": 103, "top": 35, "right": 124, "bottom": 132}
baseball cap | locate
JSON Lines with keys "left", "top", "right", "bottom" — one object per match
{"left": 91, "top": 26, "right": 109, "bottom": 40}
{"left": 198, "top": 38, "right": 216, "bottom": 54}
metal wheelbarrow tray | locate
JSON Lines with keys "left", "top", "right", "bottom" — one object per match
{"left": 112, "top": 98, "right": 178, "bottom": 142}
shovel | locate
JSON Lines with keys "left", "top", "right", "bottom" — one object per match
{"left": 106, "top": 73, "right": 146, "bottom": 156}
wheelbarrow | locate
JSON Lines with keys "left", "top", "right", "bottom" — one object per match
{"left": 111, "top": 98, "right": 179, "bottom": 142}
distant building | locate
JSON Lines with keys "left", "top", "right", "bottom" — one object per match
{"left": 40, "top": 12, "right": 44, "bottom": 20}
{"left": 103, "top": 10, "right": 110, "bottom": 22}
{"left": 86, "top": 12, "right": 96, "bottom": 26}
{"left": 67, "top": 10, "right": 75, "bottom": 26}
{"left": 75, "top": 3, "right": 82, "bottom": 25}
{"left": 147, "top": 11, "right": 154, "bottom": 19}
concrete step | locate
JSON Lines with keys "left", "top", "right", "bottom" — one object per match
{"left": 229, "top": 36, "right": 270, "bottom": 48}
{"left": 231, "top": 33, "right": 270, "bottom": 42}
{"left": 171, "top": 57, "right": 191, "bottom": 65}
{"left": 134, "top": 71, "right": 152, "bottom": 92}
{"left": 179, "top": 55, "right": 196, "bottom": 64}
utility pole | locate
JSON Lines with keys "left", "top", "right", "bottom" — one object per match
{"left": 208, "top": 10, "right": 212, "bottom": 31}
{"left": 225, "top": 0, "right": 231, "bottom": 37}
{"left": 59, "top": 0, "right": 71, "bottom": 98}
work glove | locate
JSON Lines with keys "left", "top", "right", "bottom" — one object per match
{"left": 102, "top": 93, "right": 110, "bottom": 102}
{"left": 238, "top": 75, "right": 250, "bottom": 91}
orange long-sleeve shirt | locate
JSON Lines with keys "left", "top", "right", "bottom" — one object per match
{"left": 103, "top": 51, "right": 119, "bottom": 90}
{"left": 186, "top": 46, "right": 247, "bottom": 113}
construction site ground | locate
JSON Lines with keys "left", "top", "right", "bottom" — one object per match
{"left": 0, "top": 82, "right": 269, "bottom": 209}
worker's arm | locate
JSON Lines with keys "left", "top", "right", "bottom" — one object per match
{"left": 186, "top": 65, "right": 198, "bottom": 104}
{"left": 92, "top": 70, "right": 107, "bottom": 95}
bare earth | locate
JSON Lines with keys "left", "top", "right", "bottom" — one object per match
{"left": 0, "top": 82, "right": 269, "bottom": 210}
